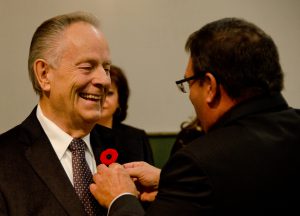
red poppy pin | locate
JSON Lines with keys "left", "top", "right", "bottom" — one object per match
{"left": 100, "top": 148, "right": 119, "bottom": 165}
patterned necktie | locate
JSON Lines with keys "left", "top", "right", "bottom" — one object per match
{"left": 69, "top": 138, "right": 100, "bottom": 216}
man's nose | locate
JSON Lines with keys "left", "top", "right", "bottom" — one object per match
{"left": 92, "top": 66, "right": 111, "bottom": 88}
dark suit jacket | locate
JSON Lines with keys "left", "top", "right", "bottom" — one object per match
{"left": 109, "top": 93, "right": 300, "bottom": 216}
{"left": 0, "top": 107, "right": 106, "bottom": 216}
{"left": 92, "top": 123, "right": 154, "bottom": 165}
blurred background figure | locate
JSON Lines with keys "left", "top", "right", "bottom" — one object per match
{"left": 170, "top": 116, "right": 204, "bottom": 156}
{"left": 93, "top": 65, "right": 154, "bottom": 165}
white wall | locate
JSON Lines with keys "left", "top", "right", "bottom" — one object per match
{"left": 0, "top": 0, "right": 299, "bottom": 133}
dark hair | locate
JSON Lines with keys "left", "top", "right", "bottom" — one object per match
{"left": 28, "top": 11, "right": 100, "bottom": 95}
{"left": 171, "top": 117, "right": 204, "bottom": 156}
{"left": 180, "top": 117, "right": 202, "bottom": 131}
{"left": 110, "top": 65, "right": 130, "bottom": 124}
{"left": 185, "top": 17, "right": 284, "bottom": 99}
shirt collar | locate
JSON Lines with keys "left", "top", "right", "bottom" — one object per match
{"left": 36, "top": 104, "right": 94, "bottom": 160}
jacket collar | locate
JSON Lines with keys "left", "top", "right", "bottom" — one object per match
{"left": 20, "top": 107, "right": 86, "bottom": 216}
{"left": 210, "top": 93, "right": 288, "bottom": 132}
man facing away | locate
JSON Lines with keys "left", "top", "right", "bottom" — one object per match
{"left": 0, "top": 11, "right": 111, "bottom": 216}
{"left": 90, "top": 17, "right": 300, "bottom": 215}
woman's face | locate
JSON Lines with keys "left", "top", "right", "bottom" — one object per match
{"left": 100, "top": 82, "right": 119, "bottom": 121}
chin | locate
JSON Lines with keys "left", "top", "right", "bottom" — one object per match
{"left": 82, "top": 112, "right": 101, "bottom": 124}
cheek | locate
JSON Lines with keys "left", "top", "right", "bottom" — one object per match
{"left": 103, "top": 97, "right": 118, "bottom": 113}
{"left": 103, "top": 97, "right": 110, "bottom": 106}
{"left": 189, "top": 90, "right": 203, "bottom": 112}
{"left": 111, "top": 97, "right": 119, "bottom": 110}
{"left": 105, "top": 95, "right": 117, "bottom": 105}
{"left": 189, "top": 91, "right": 197, "bottom": 106}
{"left": 111, "top": 94, "right": 119, "bottom": 107}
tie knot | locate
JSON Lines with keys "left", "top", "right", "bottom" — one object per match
{"left": 69, "top": 139, "right": 86, "bottom": 152}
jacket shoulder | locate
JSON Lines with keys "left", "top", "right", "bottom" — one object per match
{"left": 116, "top": 123, "right": 147, "bottom": 135}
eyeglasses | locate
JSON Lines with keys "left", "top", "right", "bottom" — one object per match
{"left": 175, "top": 70, "right": 220, "bottom": 93}
{"left": 175, "top": 75, "right": 201, "bottom": 93}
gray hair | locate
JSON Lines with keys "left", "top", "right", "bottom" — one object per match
{"left": 28, "top": 11, "right": 101, "bottom": 95}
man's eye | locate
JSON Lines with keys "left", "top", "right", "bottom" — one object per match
{"left": 81, "top": 67, "right": 92, "bottom": 70}
{"left": 79, "top": 65, "right": 93, "bottom": 71}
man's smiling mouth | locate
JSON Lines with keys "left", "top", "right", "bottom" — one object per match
{"left": 79, "top": 93, "right": 101, "bottom": 101}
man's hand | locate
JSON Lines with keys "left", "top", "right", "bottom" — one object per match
{"left": 124, "top": 161, "right": 161, "bottom": 202}
{"left": 90, "top": 163, "right": 139, "bottom": 208}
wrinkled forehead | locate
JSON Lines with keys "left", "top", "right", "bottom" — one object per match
{"left": 63, "top": 22, "right": 106, "bottom": 45}
{"left": 59, "top": 22, "right": 110, "bottom": 61}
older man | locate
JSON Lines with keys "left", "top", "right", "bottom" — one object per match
{"left": 0, "top": 12, "right": 111, "bottom": 216}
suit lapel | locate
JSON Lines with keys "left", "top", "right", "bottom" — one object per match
{"left": 90, "top": 127, "right": 104, "bottom": 166}
{"left": 22, "top": 108, "right": 85, "bottom": 216}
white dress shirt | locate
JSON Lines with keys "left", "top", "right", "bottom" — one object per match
{"left": 36, "top": 105, "right": 97, "bottom": 185}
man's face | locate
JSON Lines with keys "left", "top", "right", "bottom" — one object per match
{"left": 43, "top": 22, "right": 111, "bottom": 133}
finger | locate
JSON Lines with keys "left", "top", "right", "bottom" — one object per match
{"left": 109, "top": 162, "right": 122, "bottom": 169}
{"left": 90, "top": 183, "right": 97, "bottom": 194}
{"left": 92, "top": 172, "right": 102, "bottom": 184}
{"left": 125, "top": 166, "right": 144, "bottom": 178}
{"left": 123, "top": 161, "right": 145, "bottom": 169}
{"left": 97, "top": 163, "right": 107, "bottom": 173}
{"left": 140, "top": 191, "right": 157, "bottom": 202}
{"left": 90, "top": 183, "right": 102, "bottom": 205}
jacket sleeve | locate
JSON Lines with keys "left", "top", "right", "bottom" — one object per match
{"left": 0, "top": 191, "right": 8, "bottom": 216}
{"left": 145, "top": 149, "right": 214, "bottom": 215}
{"left": 109, "top": 194, "right": 145, "bottom": 216}
{"left": 109, "top": 149, "right": 214, "bottom": 216}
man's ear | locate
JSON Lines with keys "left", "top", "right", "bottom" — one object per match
{"left": 205, "top": 72, "right": 219, "bottom": 105}
{"left": 34, "top": 59, "right": 51, "bottom": 92}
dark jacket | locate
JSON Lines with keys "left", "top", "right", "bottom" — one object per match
{"left": 0, "top": 107, "right": 106, "bottom": 216}
{"left": 92, "top": 123, "right": 154, "bottom": 165}
{"left": 109, "top": 93, "right": 300, "bottom": 215}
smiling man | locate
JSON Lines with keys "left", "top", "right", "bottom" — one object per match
{"left": 0, "top": 12, "right": 111, "bottom": 215}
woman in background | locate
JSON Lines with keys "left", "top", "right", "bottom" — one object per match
{"left": 94, "top": 65, "right": 154, "bottom": 165}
